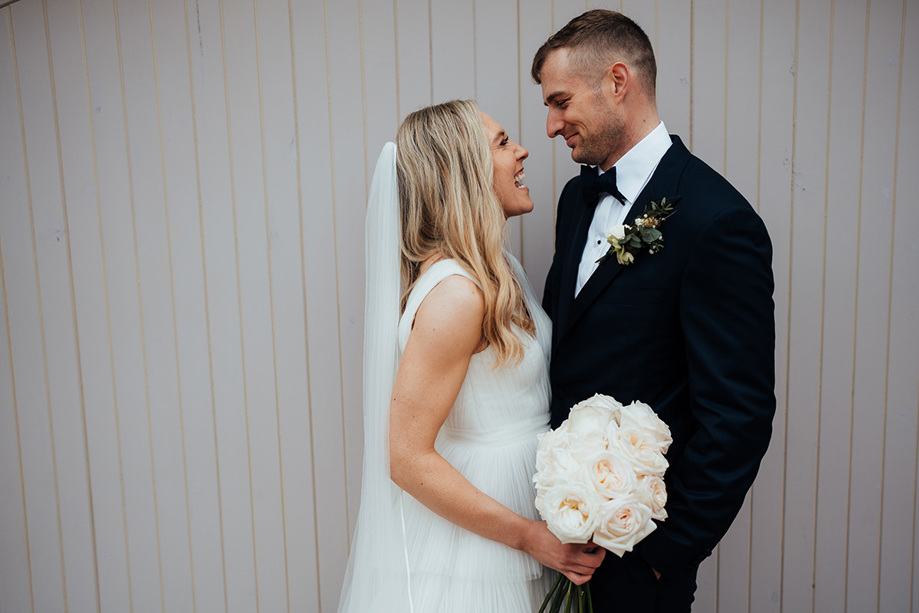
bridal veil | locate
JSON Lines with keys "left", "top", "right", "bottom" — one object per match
{"left": 337, "top": 143, "right": 414, "bottom": 612}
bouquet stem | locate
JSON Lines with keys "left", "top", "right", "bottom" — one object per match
{"left": 538, "top": 574, "right": 593, "bottom": 613}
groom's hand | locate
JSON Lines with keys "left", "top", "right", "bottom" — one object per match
{"left": 520, "top": 521, "right": 606, "bottom": 585}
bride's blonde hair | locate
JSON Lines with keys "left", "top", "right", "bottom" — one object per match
{"left": 396, "top": 99, "right": 535, "bottom": 365}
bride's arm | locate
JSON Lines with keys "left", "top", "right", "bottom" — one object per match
{"left": 389, "top": 275, "right": 604, "bottom": 585}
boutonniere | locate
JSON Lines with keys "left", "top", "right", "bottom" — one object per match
{"left": 597, "top": 197, "right": 677, "bottom": 266}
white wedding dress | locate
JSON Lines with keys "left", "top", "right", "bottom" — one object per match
{"left": 393, "top": 257, "right": 555, "bottom": 612}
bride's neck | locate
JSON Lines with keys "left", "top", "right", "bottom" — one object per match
{"left": 419, "top": 253, "right": 444, "bottom": 275}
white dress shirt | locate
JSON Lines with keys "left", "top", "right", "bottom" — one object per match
{"left": 575, "top": 122, "right": 672, "bottom": 296}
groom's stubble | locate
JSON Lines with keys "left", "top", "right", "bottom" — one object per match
{"left": 569, "top": 90, "right": 626, "bottom": 168}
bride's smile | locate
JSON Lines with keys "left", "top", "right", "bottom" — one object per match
{"left": 482, "top": 112, "right": 533, "bottom": 219}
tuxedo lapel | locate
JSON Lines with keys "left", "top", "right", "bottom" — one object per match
{"left": 559, "top": 136, "right": 692, "bottom": 341}
{"left": 555, "top": 193, "right": 598, "bottom": 343}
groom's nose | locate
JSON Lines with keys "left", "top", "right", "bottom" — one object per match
{"left": 546, "top": 109, "right": 564, "bottom": 138}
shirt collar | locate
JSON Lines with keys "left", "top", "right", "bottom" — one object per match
{"left": 598, "top": 121, "right": 671, "bottom": 204}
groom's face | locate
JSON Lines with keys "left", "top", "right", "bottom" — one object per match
{"left": 540, "top": 48, "right": 624, "bottom": 171}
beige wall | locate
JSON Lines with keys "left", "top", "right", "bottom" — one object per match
{"left": 0, "top": 0, "right": 916, "bottom": 611}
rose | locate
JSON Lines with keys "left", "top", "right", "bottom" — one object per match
{"left": 587, "top": 452, "right": 638, "bottom": 500}
{"left": 619, "top": 401, "right": 672, "bottom": 454}
{"left": 607, "top": 403, "right": 672, "bottom": 477}
{"left": 607, "top": 424, "right": 670, "bottom": 477}
{"left": 534, "top": 443, "right": 578, "bottom": 509}
{"left": 636, "top": 475, "right": 668, "bottom": 521}
{"left": 567, "top": 394, "right": 622, "bottom": 434}
{"left": 536, "top": 470, "right": 603, "bottom": 544}
{"left": 565, "top": 431, "right": 608, "bottom": 463}
{"left": 592, "top": 495, "right": 656, "bottom": 556}
{"left": 606, "top": 224, "right": 627, "bottom": 249}
{"left": 535, "top": 429, "right": 577, "bottom": 476}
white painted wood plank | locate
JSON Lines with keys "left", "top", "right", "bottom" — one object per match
{"left": 44, "top": 0, "right": 134, "bottom": 609}
{"left": 325, "top": 1, "right": 368, "bottom": 552}
{"left": 81, "top": 1, "right": 165, "bottom": 609}
{"left": 430, "top": 0, "right": 475, "bottom": 101}
{"left": 4, "top": 5, "right": 67, "bottom": 612}
{"left": 879, "top": 6, "right": 919, "bottom": 612}
{"left": 186, "top": 0, "right": 258, "bottom": 611}
{"left": 781, "top": 0, "right": 833, "bottom": 609}
{"left": 519, "top": 0, "right": 557, "bottom": 298}
{"left": 749, "top": 0, "right": 797, "bottom": 610}
{"left": 847, "top": 0, "right": 907, "bottom": 610}
{"left": 220, "top": 1, "right": 289, "bottom": 611}
{"left": 0, "top": 10, "right": 36, "bottom": 612}
{"left": 11, "top": 2, "right": 101, "bottom": 612}
{"left": 654, "top": 0, "right": 691, "bottom": 150}
{"left": 254, "top": 0, "right": 319, "bottom": 610}
{"left": 475, "top": 0, "right": 522, "bottom": 257}
{"left": 690, "top": 0, "right": 726, "bottom": 174}
{"left": 0, "top": 271, "right": 32, "bottom": 613}
{"left": 811, "top": 0, "right": 867, "bottom": 609}
{"left": 362, "top": 0, "right": 399, "bottom": 176}
{"left": 394, "top": 0, "right": 432, "bottom": 116}
{"left": 289, "top": 0, "right": 348, "bottom": 608}
{"left": 116, "top": 0, "right": 200, "bottom": 610}
{"left": 723, "top": 0, "right": 761, "bottom": 208}
{"left": 149, "top": 0, "right": 227, "bottom": 608}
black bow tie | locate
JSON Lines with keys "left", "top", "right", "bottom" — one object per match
{"left": 580, "top": 165, "right": 626, "bottom": 205}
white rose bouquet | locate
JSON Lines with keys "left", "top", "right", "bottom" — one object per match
{"left": 535, "top": 394, "right": 672, "bottom": 612}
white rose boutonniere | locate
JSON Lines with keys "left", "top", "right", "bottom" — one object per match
{"left": 598, "top": 197, "right": 678, "bottom": 266}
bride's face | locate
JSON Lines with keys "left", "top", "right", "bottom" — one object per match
{"left": 481, "top": 112, "right": 533, "bottom": 218}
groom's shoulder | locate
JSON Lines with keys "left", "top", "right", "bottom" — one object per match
{"left": 673, "top": 144, "right": 752, "bottom": 213}
{"left": 559, "top": 172, "right": 586, "bottom": 200}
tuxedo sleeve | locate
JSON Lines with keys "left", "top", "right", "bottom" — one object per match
{"left": 639, "top": 204, "right": 776, "bottom": 576}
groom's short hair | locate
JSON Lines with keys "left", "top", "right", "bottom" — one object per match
{"left": 531, "top": 9, "right": 657, "bottom": 98}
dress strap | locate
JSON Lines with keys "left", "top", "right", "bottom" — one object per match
{"left": 398, "top": 260, "right": 480, "bottom": 351}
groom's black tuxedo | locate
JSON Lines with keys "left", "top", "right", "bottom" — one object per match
{"left": 543, "top": 136, "right": 775, "bottom": 609}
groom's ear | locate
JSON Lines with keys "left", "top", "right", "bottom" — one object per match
{"left": 605, "top": 62, "right": 630, "bottom": 102}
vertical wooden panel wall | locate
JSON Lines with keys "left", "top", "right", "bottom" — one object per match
{"left": 0, "top": 0, "right": 916, "bottom": 611}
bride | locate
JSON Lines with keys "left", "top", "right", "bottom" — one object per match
{"left": 338, "top": 100, "right": 605, "bottom": 612}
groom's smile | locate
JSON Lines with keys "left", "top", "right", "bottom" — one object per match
{"left": 538, "top": 48, "right": 630, "bottom": 171}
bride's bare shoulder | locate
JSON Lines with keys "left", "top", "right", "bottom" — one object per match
{"left": 410, "top": 274, "right": 485, "bottom": 350}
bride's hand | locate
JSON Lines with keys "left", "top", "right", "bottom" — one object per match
{"left": 521, "top": 521, "right": 606, "bottom": 585}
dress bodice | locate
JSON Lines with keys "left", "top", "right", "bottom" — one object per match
{"left": 398, "top": 257, "right": 552, "bottom": 441}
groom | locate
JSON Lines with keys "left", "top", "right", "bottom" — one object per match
{"left": 534, "top": 10, "right": 775, "bottom": 611}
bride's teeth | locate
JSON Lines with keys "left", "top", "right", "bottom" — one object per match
{"left": 516, "top": 171, "right": 526, "bottom": 187}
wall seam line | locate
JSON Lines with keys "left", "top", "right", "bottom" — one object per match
{"left": 1, "top": 14, "right": 35, "bottom": 611}
{"left": 181, "top": 0, "right": 229, "bottom": 608}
